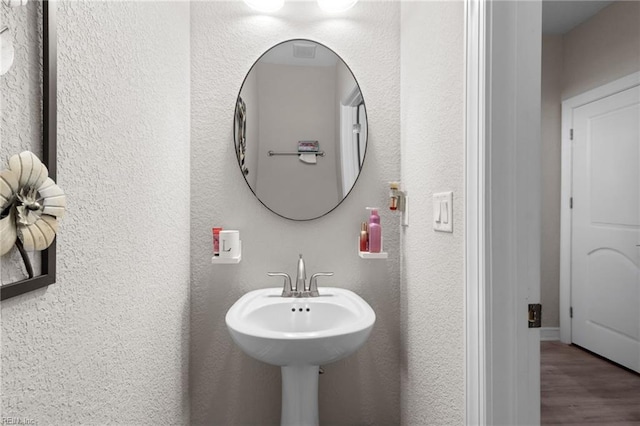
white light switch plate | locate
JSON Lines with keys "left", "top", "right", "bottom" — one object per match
{"left": 433, "top": 191, "right": 453, "bottom": 232}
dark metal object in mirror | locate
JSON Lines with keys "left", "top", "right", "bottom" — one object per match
{"left": 1, "top": 0, "right": 57, "bottom": 301}
{"left": 234, "top": 39, "right": 368, "bottom": 221}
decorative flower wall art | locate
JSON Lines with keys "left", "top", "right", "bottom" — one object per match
{"left": 0, "top": 151, "right": 65, "bottom": 277}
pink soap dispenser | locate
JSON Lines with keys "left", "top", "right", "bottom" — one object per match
{"left": 367, "top": 207, "right": 382, "bottom": 253}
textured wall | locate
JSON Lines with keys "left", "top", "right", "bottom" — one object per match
{"left": 1, "top": 1, "right": 191, "bottom": 424}
{"left": 562, "top": 1, "right": 640, "bottom": 100}
{"left": 400, "top": 2, "right": 465, "bottom": 424}
{"left": 190, "top": 2, "right": 400, "bottom": 424}
{"left": 540, "top": 35, "right": 563, "bottom": 328}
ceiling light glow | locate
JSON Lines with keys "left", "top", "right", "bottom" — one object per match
{"left": 243, "top": 0, "right": 284, "bottom": 13}
{"left": 317, "top": 0, "right": 358, "bottom": 13}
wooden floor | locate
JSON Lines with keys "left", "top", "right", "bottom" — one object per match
{"left": 541, "top": 341, "right": 640, "bottom": 425}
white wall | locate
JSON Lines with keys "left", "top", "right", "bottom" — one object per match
{"left": 1, "top": 1, "right": 191, "bottom": 423}
{"left": 400, "top": 2, "right": 465, "bottom": 424}
{"left": 190, "top": 2, "right": 400, "bottom": 425}
{"left": 0, "top": 2, "right": 471, "bottom": 423}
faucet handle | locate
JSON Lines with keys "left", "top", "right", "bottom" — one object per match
{"left": 267, "top": 272, "right": 294, "bottom": 297}
{"left": 307, "top": 272, "right": 334, "bottom": 297}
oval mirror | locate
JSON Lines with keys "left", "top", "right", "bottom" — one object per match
{"left": 234, "top": 39, "right": 368, "bottom": 221}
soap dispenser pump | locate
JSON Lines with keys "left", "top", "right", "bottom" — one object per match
{"left": 366, "top": 207, "right": 381, "bottom": 253}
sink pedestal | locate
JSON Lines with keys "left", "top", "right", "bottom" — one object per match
{"left": 280, "top": 365, "right": 319, "bottom": 426}
{"left": 226, "top": 287, "right": 376, "bottom": 425}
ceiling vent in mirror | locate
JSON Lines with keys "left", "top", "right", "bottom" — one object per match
{"left": 292, "top": 43, "right": 317, "bottom": 59}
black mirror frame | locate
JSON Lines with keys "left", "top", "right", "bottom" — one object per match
{"left": 1, "top": 0, "right": 57, "bottom": 301}
{"left": 233, "top": 38, "right": 369, "bottom": 222}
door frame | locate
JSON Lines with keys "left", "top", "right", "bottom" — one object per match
{"left": 465, "top": 0, "right": 542, "bottom": 424}
{"left": 559, "top": 71, "right": 640, "bottom": 344}
{"left": 464, "top": 0, "right": 486, "bottom": 422}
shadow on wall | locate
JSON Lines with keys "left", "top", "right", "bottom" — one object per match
{"left": 318, "top": 266, "right": 401, "bottom": 425}
{"left": 190, "top": 272, "right": 279, "bottom": 425}
{"left": 191, "top": 265, "right": 400, "bottom": 426}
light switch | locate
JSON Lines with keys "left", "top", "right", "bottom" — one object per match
{"left": 442, "top": 201, "right": 449, "bottom": 224}
{"left": 433, "top": 192, "right": 453, "bottom": 232}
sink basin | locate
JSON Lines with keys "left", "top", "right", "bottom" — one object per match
{"left": 226, "top": 287, "right": 375, "bottom": 366}
{"left": 225, "top": 287, "right": 375, "bottom": 426}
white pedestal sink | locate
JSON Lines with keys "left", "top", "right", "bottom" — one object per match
{"left": 225, "top": 287, "right": 375, "bottom": 426}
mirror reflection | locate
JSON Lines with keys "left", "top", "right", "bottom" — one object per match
{"left": 234, "top": 39, "right": 368, "bottom": 220}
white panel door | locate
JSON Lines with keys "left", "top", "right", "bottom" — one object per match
{"left": 571, "top": 85, "right": 640, "bottom": 372}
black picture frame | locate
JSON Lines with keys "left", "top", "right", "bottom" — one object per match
{"left": 1, "top": 0, "right": 57, "bottom": 301}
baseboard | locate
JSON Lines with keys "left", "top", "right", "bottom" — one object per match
{"left": 540, "top": 327, "right": 560, "bottom": 341}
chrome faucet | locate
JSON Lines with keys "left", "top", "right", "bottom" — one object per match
{"left": 295, "top": 254, "right": 306, "bottom": 293}
{"left": 267, "top": 254, "right": 334, "bottom": 297}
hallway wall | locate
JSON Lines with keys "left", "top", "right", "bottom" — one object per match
{"left": 562, "top": 1, "right": 640, "bottom": 100}
{"left": 540, "top": 0, "right": 640, "bottom": 328}
{"left": 541, "top": 34, "right": 563, "bottom": 328}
